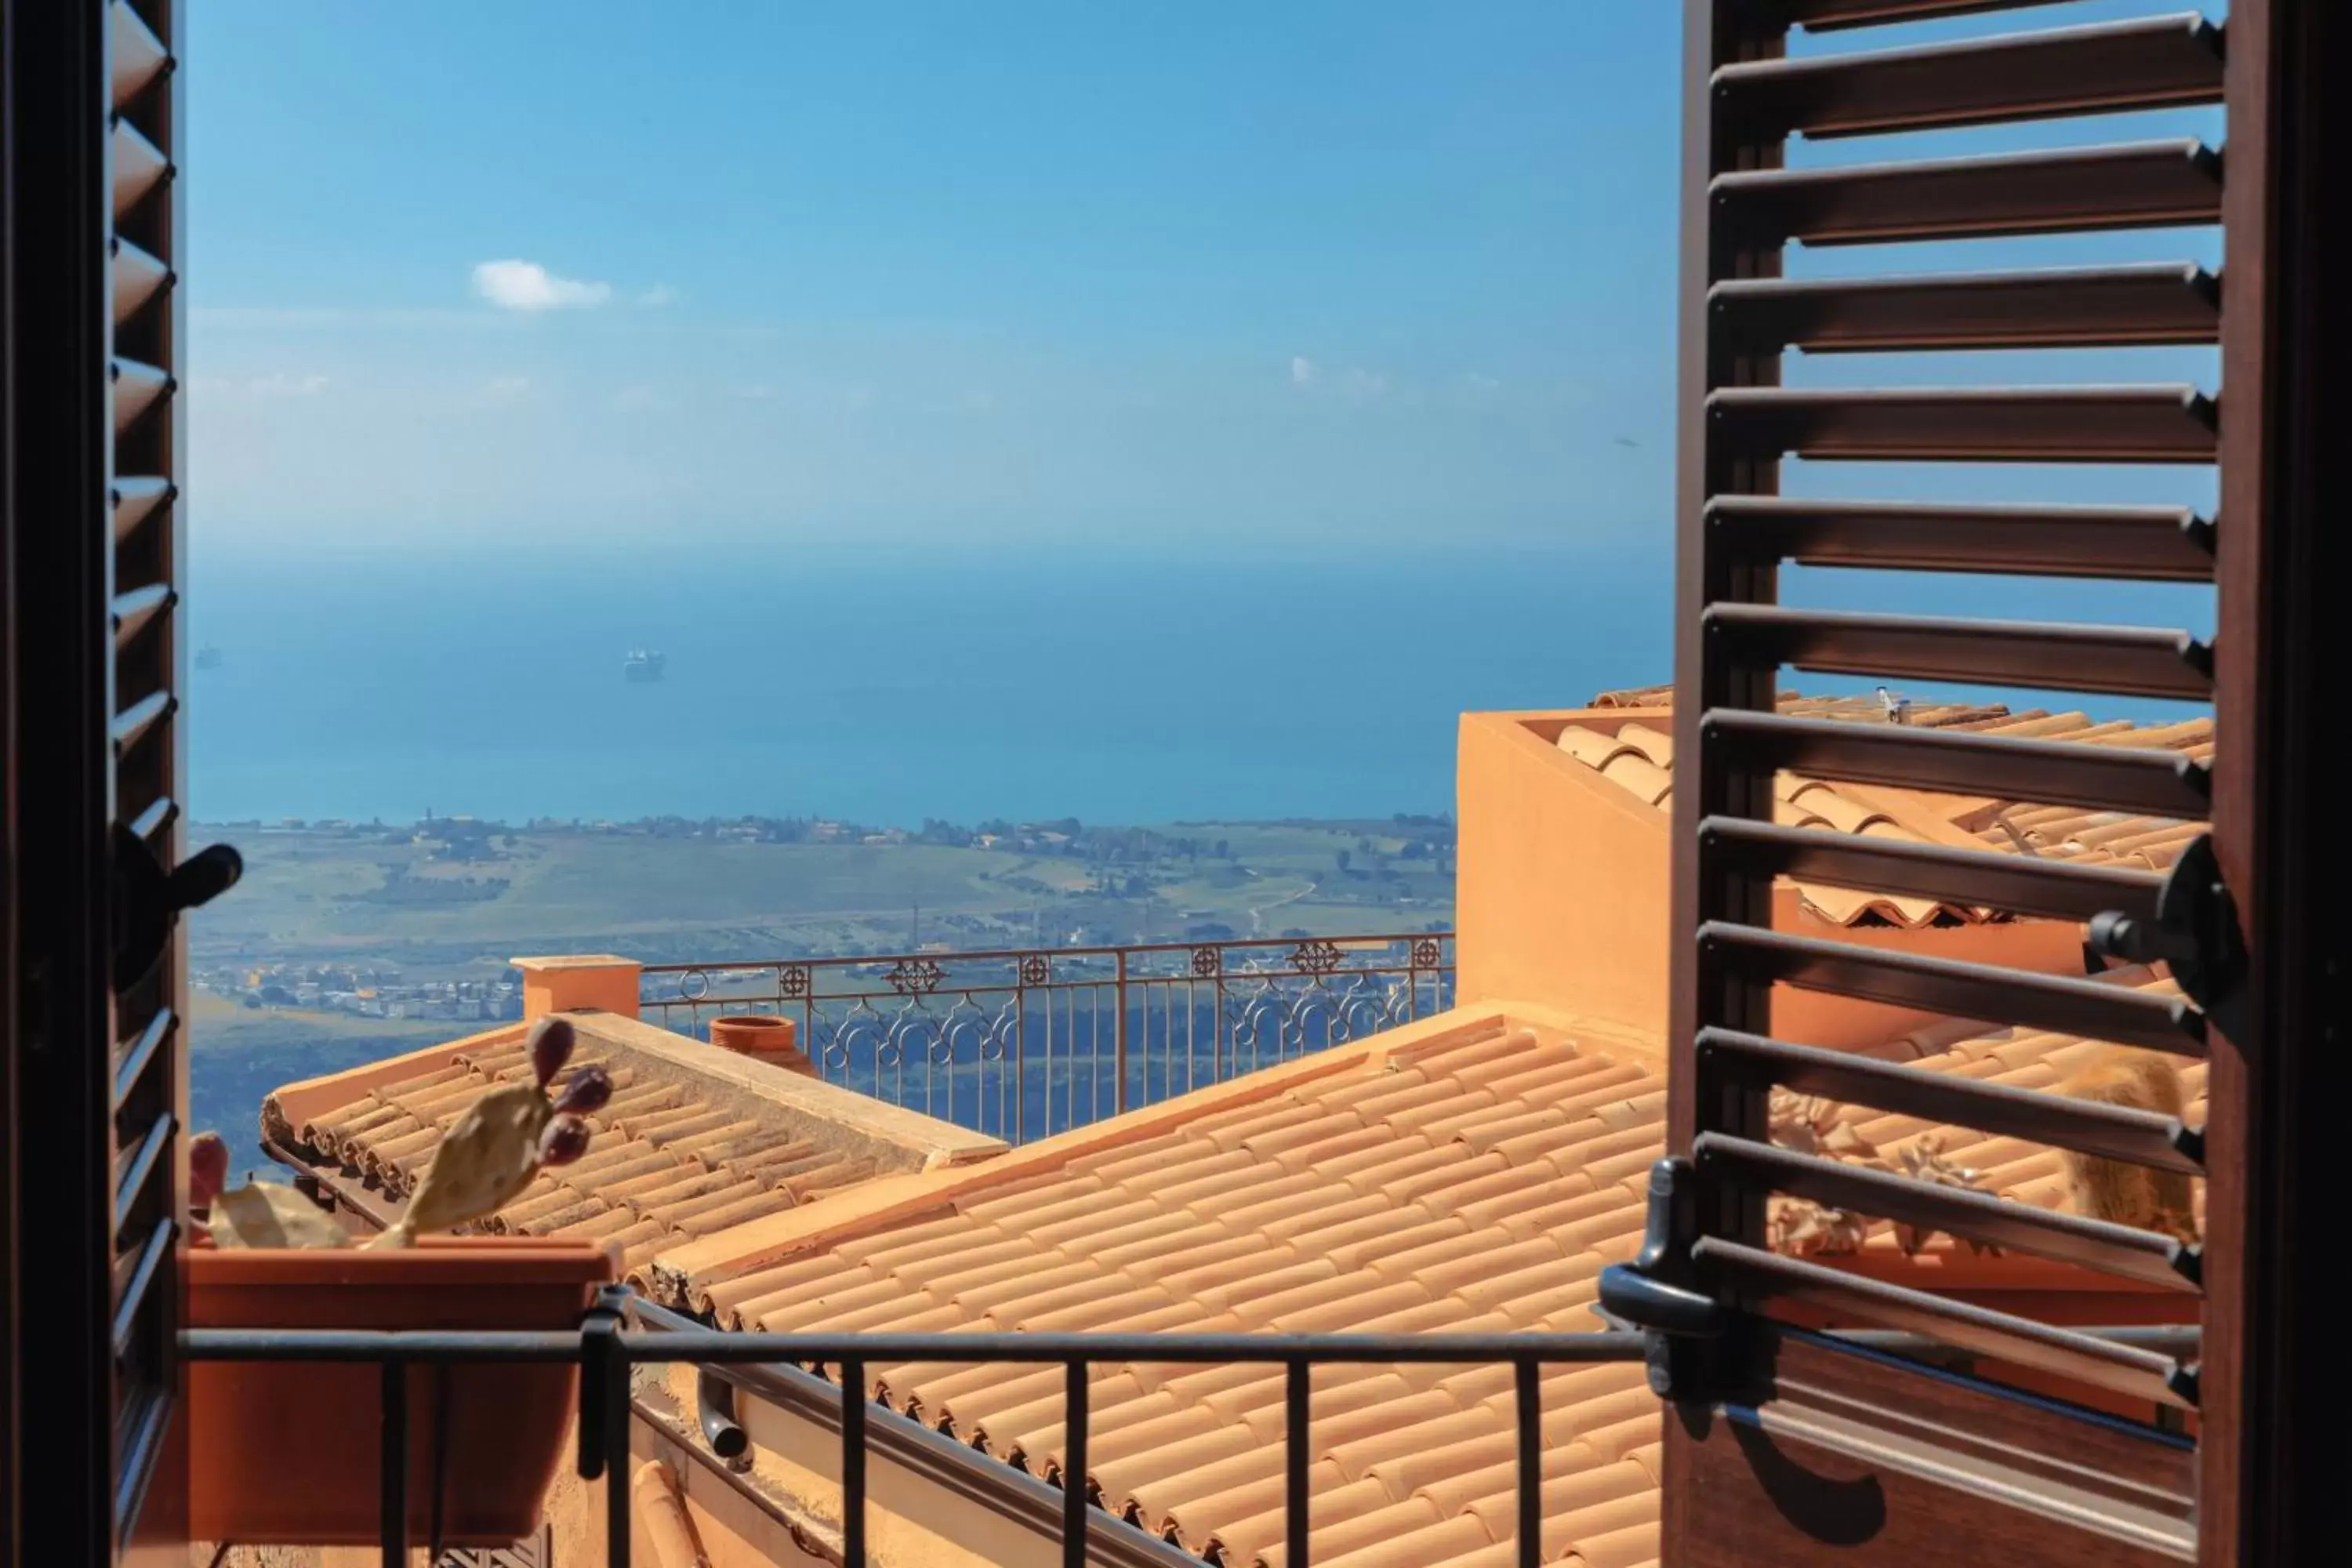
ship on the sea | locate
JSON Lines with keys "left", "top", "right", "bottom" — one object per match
{"left": 623, "top": 648, "right": 666, "bottom": 683}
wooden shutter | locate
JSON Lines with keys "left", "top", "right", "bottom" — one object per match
{"left": 1632, "top": 2, "right": 2334, "bottom": 1563}
{"left": 5, "top": 2, "right": 226, "bottom": 1558}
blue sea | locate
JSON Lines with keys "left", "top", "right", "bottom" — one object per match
{"left": 186, "top": 542, "right": 1684, "bottom": 827}
{"left": 185, "top": 539, "right": 2215, "bottom": 828}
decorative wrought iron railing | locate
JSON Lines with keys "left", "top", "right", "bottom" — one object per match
{"left": 637, "top": 932, "right": 1454, "bottom": 1142}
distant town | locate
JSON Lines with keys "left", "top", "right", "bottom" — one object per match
{"left": 194, "top": 960, "right": 524, "bottom": 1024}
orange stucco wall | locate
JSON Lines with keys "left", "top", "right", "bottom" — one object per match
{"left": 1457, "top": 709, "right": 1673, "bottom": 1035}
{"left": 512, "top": 953, "right": 644, "bottom": 1021}
{"left": 1455, "top": 707, "right": 2096, "bottom": 1051}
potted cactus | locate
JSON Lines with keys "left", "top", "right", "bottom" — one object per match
{"left": 187, "top": 1018, "right": 622, "bottom": 1547}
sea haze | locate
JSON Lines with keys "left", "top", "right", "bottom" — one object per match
{"left": 187, "top": 540, "right": 1675, "bottom": 827}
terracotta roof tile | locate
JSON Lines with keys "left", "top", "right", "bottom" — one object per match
{"left": 1323, "top": 1509, "right": 1492, "bottom": 1568}
{"left": 1553, "top": 695, "right": 2212, "bottom": 925}
{"left": 1567, "top": 1519, "right": 1662, "bottom": 1568}
{"left": 1324, "top": 1137, "right": 1454, "bottom": 1190}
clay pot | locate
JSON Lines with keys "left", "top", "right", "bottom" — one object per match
{"left": 708, "top": 1014, "right": 816, "bottom": 1076}
{"left": 187, "top": 1236, "right": 615, "bottom": 1545}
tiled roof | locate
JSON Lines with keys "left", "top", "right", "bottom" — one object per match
{"left": 1555, "top": 692, "right": 2212, "bottom": 924}
{"left": 681, "top": 1014, "right": 1666, "bottom": 1568}
{"left": 657, "top": 978, "right": 2201, "bottom": 1566}
{"left": 262, "top": 1016, "right": 997, "bottom": 1275}
{"left": 1798, "top": 971, "right": 2209, "bottom": 1250}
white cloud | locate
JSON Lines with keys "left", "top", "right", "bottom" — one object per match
{"left": 249, "top": 372, "right": 332, "bottom": 398}
{"left": 735, "top": 383, "right": 777, "bottom": 401}
{"left": 1456, "top": 372, "right": 1502, "bottom": 396}
{"left": 1291, "top": 356, "right": 1388, "bottom": 398}
{"left": 637, "top": 283, "right": 680, "bottom": 307}
{"left": 470, "top": 260, "right": 612, "bottom": 312}
{"left": 191, "top": 372, "right": 330, "bottom": 399}
{"left": 479, "top": 375, "right": 532, "bottom": 404}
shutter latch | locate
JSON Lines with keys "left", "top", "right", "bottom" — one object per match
{"left": 114, "top": 824, "right": 241, "bottom": 991}
{"left": 2088, "top": 832, "right": 2245, "bottom": 1041}
{"left": 1598, "top": 1156, "right": 1730, "bottom": 1400}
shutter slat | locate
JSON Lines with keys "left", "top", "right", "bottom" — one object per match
{"left": 1694, "top": 1240, "right": 2195, "bottom": 1408}
{"left": 1786, "top": 0, "right": 2083, "bottom": 31}
{"left": 110, "top": 1221, "right": 176, "bottom": 1358}
{"left": 111, "top": 1114, "right": 174, "bottom": 1232}
{"left": 109, "top": 0, "right": 171, "bottom": 110}
{"left": 109, "top": 237, "right": 170, "bottom": 325}
{"left": 1697, "top": 922, "right": 2209, "bottom": 1055}
{"left": 1714, "top": 15, "right": 2223, "bottom": 140}
{"left": 1696, "top": 1028, "right": 2203, "bottom": 1174}
{"left": 109, "top": 116, "right": 170, "bottom": 222}
{"left": 1712, "top": 264, "right": 2219, "bottom": 356}
{"left": 1700, "top": 710, "right": 2211, "bottom": 818}
{"left": 1694, "top": 1133, "right": 2200, "bottom": 1290}
{"left": 1703, "top": 603, "right": 2213, "bottom": 700}
{"left": 107, "top": 358, "right": 172, "bottom": 435}
{"left": 1697, "top": 816, "right": 2164, "bottom": 923}
{"left": 109, "top": 477, "right": 172, "bottom": 543}
{"left": 110, "top": 583, "right": 172, "bottom": 646}
{"left": 1708, "top": 386, "right": 2217, "bottom": 464}
{"left": 125, "top": 793, "right": 176, "bottom": 844}
{"left": 1714, "top": 140, "right": 2220, "bottom": 247}
{"left": 1706, "top": 497, "right": 2214, "bottom": 581}
{"left": 111, "top": 1388, "right": 174, "bottom": 1552}
{"left": 110, "top": 689, "right": 173, "bottom": 753}
{"left": 111, "top": 1008, "right": 174, "bottom": 1112}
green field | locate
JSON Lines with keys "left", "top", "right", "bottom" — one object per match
{"left": 189, "top": 817, "right": 1454, "bottom": 978}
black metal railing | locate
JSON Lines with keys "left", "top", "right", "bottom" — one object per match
{"left": 183, "top": 1290, "right": 1635, "bottom": 1568}
{"left": 637, "top": 933, "right": 1454, "bottom": 1143}
{"left": 182, "top": 1294, "right": 2202, "bottom": 1567}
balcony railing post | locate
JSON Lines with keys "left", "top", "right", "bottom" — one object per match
{"left": 1114, "top": 949, "right": 1131, "bottom": 1115}
{"left": 1063, "top": 1359, "right": 1090, "bottom": 1568}
{"left": 842, "top": 1359, "right": 869, "bottom": 1568}
{"left": 1286, "top": 1357, "right": 1311, "bottom": 1568}
{"left": 379, "top": 1359, "right": 407, "bottom": 1568}
{"left": 1515, "top": 1357, "right": 1541, "bottom": 1568}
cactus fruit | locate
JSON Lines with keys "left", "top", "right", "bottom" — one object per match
{"left": 539, "top": 1114, "right": 592, "bottom": 1167}
{"left": 554, "top": 1064, "right": 613, "bottom": 1117}
{"left": 529, "top": 1015, "right": 576, "bottom": 1087}
{"left": 189, "top": 1131, "right": 230, "bottom": 1214}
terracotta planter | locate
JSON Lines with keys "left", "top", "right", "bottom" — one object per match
{"left": 709, "top": 1013, "right": 815, "bottom": 1076}
{"left": 188, "top": 1236, "right": 616, "bottom": 1545}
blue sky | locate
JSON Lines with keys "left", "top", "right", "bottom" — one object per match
{"left": 189, "top": 2, "right": 2224, "bottom": 575}
{"left": 187, "top": 5, "right": 1684, "bottom": 554}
